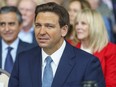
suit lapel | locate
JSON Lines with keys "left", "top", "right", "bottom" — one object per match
{"left": 32, "top": 32, "right": 38, "bottom": 46}
{"left": 17, "top": 40, "right": 27, "bottom": 54}
{"left": 26, "top": 42, "right": 76, "bottom": 87}
{"left": 52, "top": 43, "right": 76, "bottom": 87}
{"left": 17, "top": 40, "right": 26, "bottom": 54}
{"left": 29, "top": 47, "right": 42, "bottom": 87}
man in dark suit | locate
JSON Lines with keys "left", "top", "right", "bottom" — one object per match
{"left": 9, "top": 2, "right": 105, "bottom": 87}
{"left": 0, "top": 6, "right": 35, "bottom": 74}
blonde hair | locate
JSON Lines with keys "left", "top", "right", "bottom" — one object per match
{"left": 74, "top": 9, "right": 109, "bottom": 52}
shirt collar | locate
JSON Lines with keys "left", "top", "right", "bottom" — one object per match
{"left": 21, "top": 26, "right": 34, "bottom": 33}
{"left": 42, "top": 40, "right": 66, "bottom": 66}
{"left": 2, "top": 38, "right": 19, "bottom": 50}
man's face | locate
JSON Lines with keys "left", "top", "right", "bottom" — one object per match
{"left": 18, "top": 0, "right": 35, "bottom": 29}
{"left": 0, "top": 12, "right": 21, "bottom": 44}
{"left": 34, "top": 12, "right": 68, "bottom": 54}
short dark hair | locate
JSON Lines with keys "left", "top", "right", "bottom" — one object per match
{"left": 35, "top": 2, "right": 70, "bottom": 28}
{"left": 0, "top": 6, "right": 23, "bottom": 24}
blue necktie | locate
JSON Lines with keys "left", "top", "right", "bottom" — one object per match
{"left": 4, "top": 47, "right": 13, "bottom": 74}
{"left": 42, "top": 56, "right": 53, "bottom": 87}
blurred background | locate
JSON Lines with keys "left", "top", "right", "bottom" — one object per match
{"left": 0, "top": 0, "right": 116, "bottom": 43}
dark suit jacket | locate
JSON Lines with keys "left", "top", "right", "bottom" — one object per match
{"left": 32, "top": 31, "right": 38, "bottom": 46}
{"left": 9, "top": 42, "right": 105, "bottom": 87}
{"left": 0, "top": 39, "right": 36, "bottom": 69}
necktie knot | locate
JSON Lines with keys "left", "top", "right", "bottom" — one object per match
{"left": 7, "top": 47, "right": 13, "bottom": 53}
{"left": 45, "top": 56, "right": 53, "bottom": 64}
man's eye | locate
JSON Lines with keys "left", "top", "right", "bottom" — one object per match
{"left": 0, "top": 23, "right": 5, "bottom": 27}
{"left": 35, "top": 24, "right": 41, "bottom": 28}
{"left": 9, "top": 22, "right": 16, "bottom": 26}
{"left": 46, "top": 24, "right": 54, "bottom": 28}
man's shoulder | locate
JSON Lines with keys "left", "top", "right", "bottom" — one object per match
{"left": 75, "top": 48, "right": 98, "bottom": 62}
{"left": 18, "top": 39, "right": 32, "bottom": 46}
{"left": 18, "top": 39, "right": 37, "bottom": 50}
{"left": 66, "top": 42, "right": 99, "bottom": 62}
{"left": 16, "top": 46, "right": 41, "bottom": 63}
{"left": 19, "top": 46, "right": 41, "bottom": 56}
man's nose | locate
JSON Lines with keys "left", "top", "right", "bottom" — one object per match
{"left": 39, "top": 27, "right": 46, "bottom": 35}
{"left": 5, "top": 24, "right": 10, "bottom": 31}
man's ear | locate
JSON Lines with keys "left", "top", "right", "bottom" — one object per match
{"left": 61, "top": 25, "right": 68, "bottom": 37}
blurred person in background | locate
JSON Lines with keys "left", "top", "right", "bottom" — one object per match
{"left": 43, "top": 0, "right": 63, "bottom": 4}
{"left": 73, "top": 9, "right": 116, "bottom": 87}
{"left": 102, "top": 0, "right": 113, "bottom": 10}
{"left": 66, "top": 0, "right": 91, "bottom": 46}
{"left": 18, "top": 0, "right": 37, "bottom": 46}
{"left": 0, "top": 0, "right": 6, "bottom": 8}
{"left": 33, "top": 0, "right": 43, "bottom": 5}
{"left": 68, "top": 0, "right": 90, "bottom": 27}
{"left": 0, "top": 6, "right": 33, "bottom": 74}
{"left": 5, "top": 0, "right": 19, "bottom": 6}
{"left": 43, "top": 0, "right": 70, "bottom": 9}
{"left": 86, "top": 0, "right": 115, "bottom": 43}
{"left": 112, "top": 0, "right": 116, "bottom": 43}
{"left": 112, "top": 0, "right": 116, "bottom": 21}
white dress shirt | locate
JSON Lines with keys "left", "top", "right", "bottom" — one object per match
{"left": 42, "top": 40, "right": 66, "bottom": 79}
{"left": 18, "top": 27, "right": 34, "bottom": 44}
{"left": 2, "top": 38, "right": 19, "bottom": 69}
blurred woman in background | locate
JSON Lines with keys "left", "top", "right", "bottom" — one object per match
{"left": 65, "top": 0, "right": 90, "bottom": 43}
{"left": 73, "top": 9, "right": 116, "bottom": 87}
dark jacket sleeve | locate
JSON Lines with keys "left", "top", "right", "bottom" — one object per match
{"left": 84, "top": 56, "right": 106, "bottom": 87}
